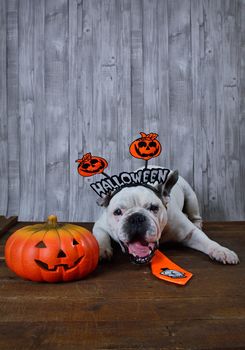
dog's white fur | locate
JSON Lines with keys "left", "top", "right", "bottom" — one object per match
{"left": 93, "top": 167, "right": 239, "bottom": 265}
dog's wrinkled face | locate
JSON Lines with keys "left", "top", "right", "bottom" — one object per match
{"left": 106, "top": 186, "right": 167, "bottom": 264}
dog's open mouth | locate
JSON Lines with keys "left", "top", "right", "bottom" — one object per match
{"left": 122, "top": 240, "right": 157, "bottom": 264}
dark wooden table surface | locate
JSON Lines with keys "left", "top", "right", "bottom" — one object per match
{"left": 0, "top": 219, "right": 244, "bottom": 350}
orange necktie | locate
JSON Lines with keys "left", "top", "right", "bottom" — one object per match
{"left": 151, "top": 249, "right": 193, "bottom": 285}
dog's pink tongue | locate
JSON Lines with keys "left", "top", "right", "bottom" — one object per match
{"left": 128, "top": 242, "right": 150, "bottom": 257}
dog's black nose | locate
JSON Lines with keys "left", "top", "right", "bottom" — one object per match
{"left": 124, "top": 213, "right": 148, "bottom": 243}
{"left": 129, "top": 213, "right": 146, "bottom": 225}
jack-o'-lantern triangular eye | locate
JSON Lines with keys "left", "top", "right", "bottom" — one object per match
{"left": 73, "top": 239, "right": 79, "bottom": 245}
{"left": 35, "top": 241, "right": 47, "bottom": 248}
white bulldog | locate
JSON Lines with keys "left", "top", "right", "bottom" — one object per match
{"left": 93, "top": 167, "right": 239, "bottom": 265}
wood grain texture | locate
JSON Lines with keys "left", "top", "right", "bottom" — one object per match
{"left": 202, "top": 0, "right": 225, "bottom": 220}
{"left": 240, "top": 0, "right": 245, "bottom": 218}
{"left": 0, "top": 0, "right": 8, "bottom": 214}
{"left": 0, "top": 221, "right": 245, "bottom": 349}
{"left": 6, "top": 0, "right": 20, "bottom": 216}
{"left": 222, "top": 0, "right": 242, "bottom": 219}
{"left": 131, "top": 0, "right": 145, "bottom": 170}
{"left": 68, "top": 0, "right": 78, "bottom": 222}
{"left": 77, "top": 0, "right": 95, "bottom": 221}
{"left": 18, "top": 0, "right": 35, "bottom": 220}
{"left": 0, "top": 0, "right": 244, "bottom": 221}
{"left": 117, "top": 0, "right": 131, "bottom": 173}
{"left": 45, "top": 0, "right": 69, "bottom": 221}
{"left": 143, "top": 0, "right": 159, "bottom": 145}
{"left": 191, "top": 0, "right": 207, "bottom": 220}
{"left": 33, "top": 0, "right": 46, "bottom": 220}
{"left": 157, "top": 0, "right": 170, "bottom": 168}
{"left": 101, "top": 0, "right": 118, "bottom": 171}
{"left": 168, "top": 0, "right": 193, "bottom": 185}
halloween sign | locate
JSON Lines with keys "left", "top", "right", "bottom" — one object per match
{"left": 5, "top": 215, "right": 99, "bottom": 282}
{"left": 90, "top": 168, "right": 170, "bottom": 198}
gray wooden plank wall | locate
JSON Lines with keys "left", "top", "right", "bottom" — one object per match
{"left": 0, "top": 0, "right": 244, "bottom": 222}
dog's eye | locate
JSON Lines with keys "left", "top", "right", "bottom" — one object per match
{"left": 113, "top": 208, "right": 122, "bottom": 216}
{"left": 149, "top": 204, "right": 159, "bottom": 212}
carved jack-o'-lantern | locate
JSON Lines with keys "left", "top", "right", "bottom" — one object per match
{"left": 5, "top": 215, "right": 99, "bottom": 282}
{"left": 129, "top": 132, "right": 162, "bottom": 160}
{"left": 76, "top": 153, "right": 108, "bottom": 177}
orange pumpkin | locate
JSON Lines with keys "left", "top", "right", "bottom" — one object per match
{"left": 129, "top": 132, "right": 162, "bottom": 160}
{"left": 76, "top": 153, "right": 108, "bottom": 177}
{"left": 5, "top": 215, "right": 99, "bottom": 282}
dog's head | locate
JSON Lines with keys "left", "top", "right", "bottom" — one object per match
{"left": 97, "top": 171, "right": 178, "bottom": 264}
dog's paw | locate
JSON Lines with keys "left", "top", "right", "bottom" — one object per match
{"left": 99, "top": 245, "right": 113, "bottom": 261}
{"left": 209, "top": 245, "right": 239, "bottom": 264}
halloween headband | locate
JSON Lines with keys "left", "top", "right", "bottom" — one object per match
{"left": 76, "top": 132, "right": 170, "bottom": 199}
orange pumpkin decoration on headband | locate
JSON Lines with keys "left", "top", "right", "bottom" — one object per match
{"left": 5, "top": 215, "right": 99, "bottom": 282}
{"left": 76, "top": 153, "right": 108, "bottom": 177}
{"left": 129, "top": 132, "right": 162, "bottom": 160}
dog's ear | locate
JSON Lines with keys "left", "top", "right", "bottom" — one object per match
{"left": 156, "top": 170, "right": 179, "bottom": 206}
{"left": 96, "top": 192, "right": 112, "bottom": 207}
{"left": 163, "top": 170, "right": 179, "bottom": 197}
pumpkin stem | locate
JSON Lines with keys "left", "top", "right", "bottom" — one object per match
{"left": 47, "top": 215, "right": 58, "bottom": 226}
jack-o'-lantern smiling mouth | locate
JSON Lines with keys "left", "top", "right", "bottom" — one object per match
{"left": 79, "top": 162, "right": 106, "bottom": 174}
{"left": 34, "top": 256, "right": 84, "bottom": 271}
{"left": 134, "top": 144, "right": 160, "bottom": 158}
